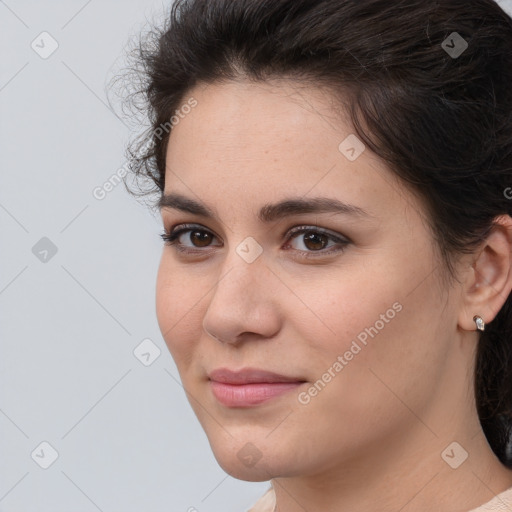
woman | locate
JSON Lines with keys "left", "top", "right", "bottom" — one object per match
{"left": 121, "top": 0, "right": 512, "bottom": 510}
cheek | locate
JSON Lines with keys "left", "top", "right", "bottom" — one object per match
{"left": 290, "top": 264, "right": 402, "bottom": 357}
{"left": 155, "top": 256, "right": 204, "bottom": 368}
{"left": 306, "top": 265, "right": 449, "bottom": 421}
{"left": 298, "top": 252, "right": 444, "bottom": 378}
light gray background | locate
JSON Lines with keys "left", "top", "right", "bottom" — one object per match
{"left": 1, "top": 1, "right": 512, "bottom": 511}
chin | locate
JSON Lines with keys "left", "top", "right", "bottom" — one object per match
{"left": 204, "top": 429, "right": 300, "bottom": 482}
{"left": 219, "top": 461, "right": 276, "bottom": 482}
{"left": 186, "top": 385, "right": 312, "bottom": 480}
{"left": 211, "top": 444, "right": 282, "bottom": 482}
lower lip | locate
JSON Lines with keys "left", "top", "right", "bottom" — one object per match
{"left": 209, "top": 381, "right": 304, "bottom": 407}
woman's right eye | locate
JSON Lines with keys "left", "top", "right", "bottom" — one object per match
{"left": 160, "top": 224, "right": 221, "bottom": 252}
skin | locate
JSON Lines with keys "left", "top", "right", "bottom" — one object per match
{"left": 155, "top": 79, "right": 512, "bottom": 512}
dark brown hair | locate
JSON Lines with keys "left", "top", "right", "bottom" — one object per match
{"left": 118, "top": 0, "right": 512, "bottom": 466}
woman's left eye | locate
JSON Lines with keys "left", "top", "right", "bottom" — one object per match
{"left": 284, "top": 226, "right": 350, "bottom": 257}
{"left": 159, "top": 224, "right": 350, "bottom": 258}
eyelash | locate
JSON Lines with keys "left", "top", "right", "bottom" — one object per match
{"left": 159, "top": 223, "right": 350, "bottom": 259}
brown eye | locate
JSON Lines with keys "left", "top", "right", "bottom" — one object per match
{"left": 160, "top": 224, "right": 221, "bottom": 250}
{"left": 302, "top": 231, "right": 329, "bottom": 251}
{"left": 286, "top": 226, "right": 349, "bottom": 256}
{"left": 189, "top": 230, "right": 213, "bottom": 247}
{"left": 160, "top": 223, "right": 349, "bottom": 259}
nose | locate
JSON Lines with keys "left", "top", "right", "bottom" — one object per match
{"left": 201, "top": 251, "right": 281, "bottom": 345}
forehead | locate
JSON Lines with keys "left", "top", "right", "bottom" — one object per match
{"left": 163, "top": 79, "right": 415, "bottom": 226}
{"left": 169, "top": 81, "right": 356, "bottom": 174}
{"left": 169, "top": 79, "right": 344, "bottom": 149}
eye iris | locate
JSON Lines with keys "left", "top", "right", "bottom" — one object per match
{"left": 303, "top": 231, "right": 328, "bottom": 251}
{"left": 191, "top": 230, "right": 212, "bottom": 247}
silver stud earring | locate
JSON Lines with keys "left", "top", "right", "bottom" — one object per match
{"left": 473, "top": 315, "right": 485, "bottom": 332}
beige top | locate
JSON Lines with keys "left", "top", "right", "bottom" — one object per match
{"left": 247, "top": 485, "right": 512, "bottom": 512}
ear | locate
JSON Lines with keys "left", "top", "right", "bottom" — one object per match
{"left": 458, "top": 214, "right": 512, "bottom": 331}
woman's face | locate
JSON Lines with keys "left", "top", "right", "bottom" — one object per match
{"left": 156, "top": 79, "right": 464, "bottom": 481}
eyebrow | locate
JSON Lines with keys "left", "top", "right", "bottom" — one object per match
{"left": 158, "top": 192, "right": 372, "bottom": 222}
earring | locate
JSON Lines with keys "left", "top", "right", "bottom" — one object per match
{"left": 473, "top": 315, "right": 485, "bottom": 332}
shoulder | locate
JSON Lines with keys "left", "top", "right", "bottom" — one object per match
{"left": 245, "top": 484, "right": 512, "bottom": 511}
{"left": 246, "top": 486, "right": 276, "bottom": 512}
{"left": 467, "top": 486, "right": 512, "bottom": 512}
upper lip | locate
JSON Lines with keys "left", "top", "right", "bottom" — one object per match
{"left": 208, "top": 367, "right": 306, "bottom": 385}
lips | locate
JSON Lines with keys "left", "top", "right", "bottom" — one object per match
{"left": 209, "top": 367, "right": 305, "bottom": 384}
{"left": 208, "top": 367, "right": 307, "bottom": 407}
